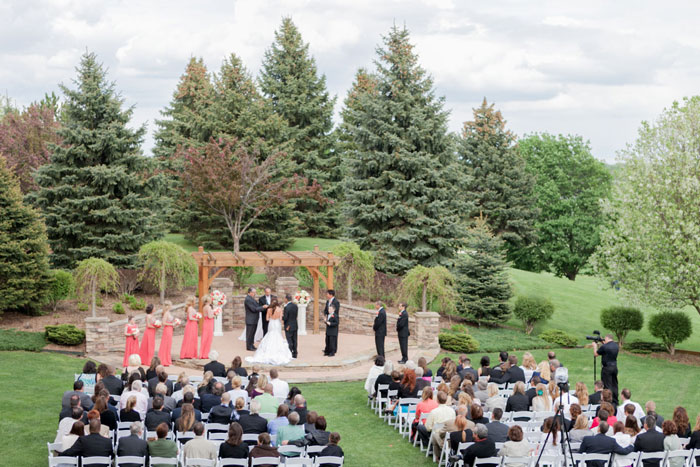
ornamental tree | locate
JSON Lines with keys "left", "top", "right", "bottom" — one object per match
{"left": 648, "top": 311, "right": 692, "bottom": 355}
{"left": 74, "top": 257, "right": 118, "bottom": 317}
{"left": 399, "top": 265, "right": 458, "bottom": 314}
{"left": 599, "top": 306, "right": 643, "bottom": 347}
{"left": 138, "top": 241, "right": 197, "bottom": 304}
{"left": 180, "top": 137, "right": 323, "bottom": 253}
{"left": 513, "top": 295, "right": 555, "bottom": 335}
{"left": 331, "top": 242, "right": 374, "bottom": 305}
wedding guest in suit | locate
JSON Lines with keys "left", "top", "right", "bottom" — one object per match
{"left": 258, "top": 287, "right": 275, "bottom": 336}
{"left": 459, "top": 424, "right": 498, "bottom": 467}
{"left": 148, "top": 423, "right": 178, "bottom": 466}
{"left": 147, "top": 366, "right": 172, "bottom": 397}
{"left": 238, "top": 400, "right": 268, "bottom": 439}
{"left": 373, "top": 301, "right": 387, "bottom": 357}
{"left": 589, "top": 380, "right": 604, "bottom": 405}
{"left": 62, "top": 380, "right": 94, "bottom": 410}
{"left": 200, "top": 382, "right": 224, "bottom": 413}
{"left": 578, "top": 421, "right": 633, "bottom": 467}
{"left": 489, "top": 355, "right": 526, "bottom": 384}
{"left": 635, "top": 415, "right": 666, "bottom": 467}
{"left": 323, "top": 290, "right": 339, "bottom": 356}
{"left": 219, "top": 422, "right": 249, "bottom": 459}
{"left": 209, "top": 392, "right": 234, "bottom": 424}
{"left": 102, "top": 365, "right": 123, "bottom": 396}
{"left": 152, "top": 383, "right": 175, "bottom": 413}
{"left": 145, "top": 396, "right": 171, "bottom": 431}
{"left": 61, "top": 419, "right": 114, "bottom": 464}
{"left": 245, "top": 288, "right": 265, "bottom": 351}
{"left": 319, "top": 432, "right": 344, "bottom": 466}
{"left": 396, "top": 302, "right": 410, "bottom": 364}
{"left": 182, "top": 422, "right": 217, "bottom": 463}
{"left": 202, "top": 349, "right": 226, "bottom": 377}
{"left": 116, "top": 422, "right": 148, "bottom": 467}
{"left": 283, "top": 294, "right": 299, "bottom": 358}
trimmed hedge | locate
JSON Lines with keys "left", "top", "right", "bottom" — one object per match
{"left": 600, "top": 306, "right": 643, "bottom": 346}
{"left": 648, "top": 311, "right": 692, "bottom": 355}
{"left": 625, "top": 340, "right": 666, "bottom": 354}
{"left": 0, "top": 329, "right": 47, "bottom": 351}
{"left": 112, "top": 302, "right": 125, "bottom": 314}
{"left": 439, "top": 328, "right": 479, "bottom": 353}
{"left": 513, "top": 295, "right": 555, "bottom": 334}
{"left": 45, "top": 324, "right": 85, "bottom": 346}
{"left": 539, "top": 329, "right": 578, "bottom": 347}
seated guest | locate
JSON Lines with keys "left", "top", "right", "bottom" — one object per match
{"left": 172, "top": 372, "right": 188, "bottom": 394}
{"left": 641, "top": 401, "right": 665, "bottom": 428}
{"left": 146, "top": 357, "right": 161, "bottom": 381}
{"left": 59, "top": 394, "right": 88, "bottom": 424}
{"left": 588, "top": 380, "right": 604, "bottom": 405}
{"left": 471, "top": 404, "right": 489, "bottom": 425}
{"left": 579, "top": 421, "right": 634, "bottom": 467}
{"left": 533, "top": 361, "right": 550, "bottom": 385}
{"left": 151, "top": 382, "right": 175, "bottom": 413}
{"left": 145, "top": 396, "right": 171, "bottom": 431}
{"left": 499, "top": 425, "right": 533, "bottom": 464}
{"left": 417, "top": 357, "right": 433, "bottom": 379}
{"left": 250, "top": 433, "right": 279, "bottom": 466}
{"left": 246, "top": 375, "right": 259, "bottom": 398}
{"left": 231, "top": 397, "right": 248, "bottom": 421}
{"left": 61, "top": 418, "right": 114, "bottom": 464}
{"left": 525, "top": 375, "right": 541, "bottom": 407}
{"left": 474, "top": 379, "right": 489, "bottom": 404}
{"left": 506, "top": 381, "right": 529, "bottom": 415}
{"left": 256, "top": 383, "right": 278, "bottom": 415}
{"left": 102, "top": 365, "right": 123, "bottom": 396}
{"left": 673, "top": 407, "right": 692, "bottom": 438}
{"left": 686, "top": 414, "right": 700, "bottom": 466}
{"left": 238, "top": 400, "right": 268, "bottom": 438}
{"left": 227, "top": 356, "right": 248, "bottom": 377}
{"left": 458, "top": 423, "right": 498, "bottom": 467}
{"left": 414, "top": 387, "right": 438, "bottom": 428}
{"left": 251, "top": 374, "right": 267, "bottom": 399}
{"left": 485, "top": 408, "right": 508, "bottom": 443}
{"left": 85, "top": 409, "right": 110, "bottom": 438}
{"left": 209, "top": 392, "right": 234, "bottom": 424}
{"left": 198, "top": 371, "right": 215, "bottom": 398}
{"left": 613, "top": 421, "right": 633, "bottom": 451}
{"left": 227, "top": 375, "right": 249, "bottom": 403}
{"left": 147, "top": 366, "right": 169, "bottom": 396}
{"left": 267, "top": 403, "right": 290, "bottom": 438}
{"left": 293, "top": 394, "right": 308, "bottom": 424}
{"left": 634, "top": 415, "right": 665, "bottom": 467}
{"left": 663, "top": 421, "right": 683, "bottom": 467}
{"left": 319, "top": 432, "right": 344, "bottom": 466}
{"left": 304, "top": 411, "right": 318, "bottom": 433}
{"left": 624, "top": 416, "right": 641, "bottom": 437}
{"left": 449, "top": 415, "right": 474, "bottom": 454}
{"left": 436, "top": 357, "right": 451, "bottom": 379}
{"left": 373, "top": 361, "right": 394, "bottom": 398}
{"left": 119, "top": 380, "right": 148, "bottom": 419}
{"left": 176, "top": 385, "right": 202, "bottom": 411}
{"left": 148, "top": 423, "right": 178, "bottom": 467}
{"left": 182, "top": 422, "right": 217, "bottom": 462}
{"left": 591, "top": 405, "right": 617, "bottom": 429}
{"left": 532, "top": 383, "right": 553, "bottom": 412}
{"left": 520, "top": 352, "right": 537, "bottom": 383}
{"left": 61, "top": 420, "right": 85, "bottom": 452}
{"left": 415, "top": 391, "right": 456, "bottom": 447}
{"left": 575, "top": 381, "right": 589, "bottom": 407}
{"left": 94, "top": 395, "right": 117, "bottom": 431}
{"left": 565, "top": 404, "right": 582, "bottom": 431}
{"left": 175, "top": 403, "right": 197, "bottom": 434}
{"left": 599, "top": 389, "right": 617, "bottom": 415}
{"left": 616, "top": 388, "right": 645, "bottom": 421}
{"left": 122, "top": 354, "right": 146, "bottom": 383}
{"left": 270, "top": 368, "right": 289, "bottom": 399}
{"left": 458, "top": 355, "right": 479, "bottom": 382}
{"left": 277, "top": 411, "right": 306, "bottom": 448}
{"left": 120, "top": 396, "right": 142, "bottom": 422}
{"left": 219, "top": 421, "right": 249, "bottom": 459}
{"left": 77, "top": 361, "right": 97, "bottom": 389}
{"left": 477, "top": 356, "right": 490, "bottom": 378}
{"left": 200, "top": 381, "right": 224, "bottom": 413}
{"left": 203, "top": 349, "right": 226, "bottom": 377}
{"left": 489, "top": 355, "right": 525, "bottom": 385}
{"left": 415, "top": 367, "right": 430, "bottom": 391}
{"left": 307, "top": 416, "right": 330, "bottom": 446}
{"left": 116, "top": 421, "right": 148, "bottom": 466}
{"left": 554, "top": 383, "right": 579, "bottom": 415}
{"left": 56, "top": 407, "right": 85, "bottom": 443}
{"left": 171, "top": 392, "right": 202, "bottom": 423}
{"left": 62, "top": 380, "right": 94, "bottom": 411}
{"left": 285, "top": 387, "right": 302, "bottom": 409}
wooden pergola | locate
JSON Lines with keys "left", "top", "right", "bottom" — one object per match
{"left": 191, "top": 246, "right": 339, "bottom": 334}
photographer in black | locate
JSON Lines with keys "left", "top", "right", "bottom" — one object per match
{"left": 593, "top": 334, "right": 619, "bottom": 405}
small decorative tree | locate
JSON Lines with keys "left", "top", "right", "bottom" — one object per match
{"left": 648, "top": 311, "right": 692, "bottom": 355}
{"left": 74, "top": 258, "right": 118, "bottom": 317}
{"left": 600, "top": 306, "right": 644, "bottom": 347}
{"left": 331, "top": 242, "right": 374, "bottom": 305}
{"left": 400, "top": 265, "right": 458, "bottom": 314}
{"left": 46, "top": 270, "right": 75, "bottom": 312}
{"left": 138, "top": 241, "right": 197, "bottom": 304}
{"left": 513, "top": 295, "right": 555, "bottom": 335}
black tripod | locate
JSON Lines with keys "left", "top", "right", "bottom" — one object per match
{"left": 534, "top": 384, "right": 575, "bottom": 467}
{"left": 593, "top": 354, "right": 598, "bottom": 387}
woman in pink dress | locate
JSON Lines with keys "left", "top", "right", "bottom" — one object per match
{"left": 180, "top": 296, "right": 199, "bottom": 359}
{"left": 158, "top": 300, "right": 178, "bottom": 366}
{"left": 139, "top": 304, "right": 157, "bottom": 364}
{"left": 123, "top": 316, "right": 140, "bottom": 367}
{"left": 199, "top": 296, "right": 215, "bottom": 359}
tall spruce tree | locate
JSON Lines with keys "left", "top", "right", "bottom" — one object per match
{"left": 259, "top": 18, "right": 339, "bottom": 236}
{"left": 33, "top": 52, "right": 162, "bottom": 269}
{"left": 341, "top": 26, "right": 467, "bottom": 273}
{"left": 458, "top": 98, "right": 538, "bottom": 266}
{"left": 0, "top": 156, "right": 52, "bottom": 315}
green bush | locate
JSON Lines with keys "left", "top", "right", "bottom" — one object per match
{"left": 95, "top": 296, "right": 103, "bottom": 307}
{"left": 648, "top": 311, "right": 692, "bottom": 355}
{"left": 513, "top": 295, "right": 555, "bottom": 334}
{"left": 129, "top": 297, "right": 146, "bottom": 310}
{"left": 0, "top": 329, "right": 47, "bottom": 351}
{"left": 46, "top": 270, "right": 75, "bottom": 312}
{"left": 231, "top": 266, "right": 254, "bottom": 289}
{"left": 439, "top": 332, "right": 479, "bottom": 353}
{"left": 600, "top": 306, "right": 643, "bottom": 346}
{"left": 77, "top": 302, "right": 89, "bottom": 312}
{"left": 539, "top": 329, "right": 578, "bottom": 348}
{"left": 44, "top": 324, "right": 86, "bottom": 346}
{"left": 121, "top": 293, "right": 135, "bottom": 304}
{"left": 625, "top": 340, "right": 666, "bottom": 354}
{"left": 112, "top": 302, "right": 125, "bottom": 314}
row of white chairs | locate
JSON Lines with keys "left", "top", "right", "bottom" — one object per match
{"left": 450, "top": 449, "right": 699, "bottom": 467}
{"left": 49, "top": 455, "right": 344, "bottom": 466}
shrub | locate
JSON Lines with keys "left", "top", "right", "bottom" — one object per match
{"left": 232, "top": 266, "right": 254, "bottom": 289}
{"left": 0, "top": 329, "right": 47, "bottom": 351}
{"left": 95, "top": 296, "right": 103, "bottom": 307}
{"left": 138, "top": 240, "right": 197, "bottom": 304}
{"left": 121, "top": 293, "right": 135, "bottom": 304}
{"left": 539, "top": 329, "right": 578, "bottom": 348}
{"left": 513, "top": 295, "right": 555, "bottom": 334}
{"left": 625, "top": 340, "right": 666, "bottom": 354}
{"left": 116, "top": 269, "right": 141, "bottom": 295}
{"left": 45, "top": 324, "right": 85, "bottom": 346}
{"left": 77, "top": 302, "right": 89, "bottom": 311}
{"left": 648, "top": 311, "right": 692, "bottom": 355}
{"left": 439, "top": 332, "right": 479, "bottom": 353}
{"left": 600, "top": 306, "right": 643, "bottom": 347}
{"left": 112, "top": 302, "right": 125, "bottom": 314}
{"left": 129, "top": 298, "right": 146, "bottom": 310}
{"left": 73, "top": 257, "right": 118, "bottom": 317}
{"left": 46, "top": 270, "right": 75, "bottom": 312}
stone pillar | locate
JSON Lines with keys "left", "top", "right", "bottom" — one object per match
{"left": 414, "top": 311, "right": 440, "bottom": 350}
{"left": 85, "top": 316, "right": 111, "bottom": 355}
{"left": 230, "top": 295, "right": 246, "bottom": 330}
{"left": 275, "top": 276, "right": 299, "bottom": 299}
{"left": 211, "top": 277, "right": 234, "bottom": 333}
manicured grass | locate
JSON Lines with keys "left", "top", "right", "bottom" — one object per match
{"left": 163, "top": 233, "right": 198, "bottom": 253}
{"left": 465, "top": 326, "right": 552, "bottom": 352}
{"left": 0, "top": 328, "right": 47, "bottom": 351}
{"left": 289, "top": 237, "right": 343, "bottom": 251}
{"left": 507, "top": 268, "right": 700, "bottom": 350}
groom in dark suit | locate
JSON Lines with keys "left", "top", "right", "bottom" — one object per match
{"left": 373, "top": 301, "right": 386, "bottom": 357}
{"left": 323, "top": 290, "right": 339, "bottom": 356}
{"left": 283, "top": 294, "right": 298, "bottom": 359}
{"left": 244, "top": 288, "right": 264, "bottom": 351}
{"left": 258, "top": 287, "right": 275, "bottom": 336}
{"left": 396, "top": 302, "right": 410, "bottom": 364}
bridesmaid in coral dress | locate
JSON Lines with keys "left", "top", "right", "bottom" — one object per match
{"left": 180, "top": 296, "right": 199, "bottom": 359}
{"left": 123, "top": 316, "right": 140, "bottom": 367}
{"left": 158, "top": 300, "right": 178, "bottom": 366}
{"left": 199, "top": 296, "right": 215, "bottom": 359}
{"left": 139, "top": 304, "right": 157, "bottom": 364}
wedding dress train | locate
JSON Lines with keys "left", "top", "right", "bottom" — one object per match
{"left": 245, "top": 318, "right": 292, "bottom": 365}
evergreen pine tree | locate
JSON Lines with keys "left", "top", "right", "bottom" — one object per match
{"left": 458, "top": 98, "right": 538, "bottom": 265}
{"left": 33, "top": 52, "right": 162, "bottom": 269}
{"left": 259, "top": 18, "right": 339, "bottom": 236}
{"left": 0, "top": 156, "right": 52, "bottom": 314}
{"left": 341, "top": 26, "right": 467, "bottom": 273}
{"left": 453, "top": 218, "right": 512, "bottom": 325}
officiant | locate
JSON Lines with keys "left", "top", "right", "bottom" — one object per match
{"left": 323, "top": 290, "right": 339, "bottom": 357}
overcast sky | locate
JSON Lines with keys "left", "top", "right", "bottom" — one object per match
{"left": 2, "top": 0, "right": 699, "bottom": 162}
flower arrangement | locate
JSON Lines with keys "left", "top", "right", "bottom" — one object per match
{"left": 211, "top": 290, "right": 227, "bottom": 307}
{"left": 153, "top": 320, "right": 162, "bottom": 328}
{"left": 213, "top": 307, "right": 222, "bottom": 317}
{"left": 293, "top": 290, "right": 310, "bottom": 306}
{"left": 194, "top": 312, "right": 203, "bottom": 320}
{"left": 173, "top": 318, "right": 181, "bottom": 326}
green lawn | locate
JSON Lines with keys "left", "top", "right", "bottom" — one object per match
{"left": 507, "top": 268, "right": 700, "bottom": 350}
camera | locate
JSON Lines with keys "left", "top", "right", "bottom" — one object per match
{"left": 586, "top": 330, "right": 603, "bottom": 343}
{"left": 554, "top": 367, "right": 568, "bottom": 386}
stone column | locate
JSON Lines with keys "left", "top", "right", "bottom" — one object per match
{"left": 85, "top": 316, "right": 111, "bottom": 355}
{"left": 414, "top": 311, "right": 440, "bottom": 350}
{"left": 211, "top": 277, "right": 234, "bottom": 334}
{"left": 275, "top": 276, "right": 299, "bottom": 299}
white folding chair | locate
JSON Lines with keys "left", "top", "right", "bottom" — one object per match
{"left": 201, "top": 413, "right": 209, "bottom": 422}
{"left": 278, "top": 445, "right": 305, "bottom": 457}
{"left": 612, "top": 452, "right": 640, "bottom": 467}
{"left": 218, "top": 459, "right": 248, "bottom": 467}
{"left": 177, "top": 431, "right": 196, "bottom": 443}
{"left": 373, "top": 384, "right": 390, "bottom": 414}
{"left": 251, "top": 457, "right": 280, "bottom": 466}
{"left": 637, "top": 452, "right": 668, "bottom": 467}
{"left": 284, "top": 458, "right": 314, "bottom": 466}
{"left": 208, "top": 432, "right": 227, "bottom": 441}
{"left": 81, "top": 457, "right": 113, "bottom": 466}
{"left": 425, "top": 423, "right": 445, "bottom": 459}
{"left": 115, "top": 456, "right": 146, "bottom": 466}
{"left": 184, "top": 459, "right": 216, "bottom": 467}
{"left": 242, "top": 433, "right": 259, "bottom": 446}
{"left": 537, "top": 455, "right": 565, "bottom": 467}
{"left": 474, "top": 457, "right": 503, "bottom": 467}
{"left": 534, "top": 411, "right": 554, "bottom": 421}
{"left": 437, "top": 436, "right": 455, "bottom": 467}
{"left": 313, "top": 456, "right": 343, "bottom": 466}
{"left": 206, "top": 423, "right": 229, "bottom": 437}
{"left": 572, "top": 453, "right": 611, "bottom": 467}
{"left": 260, "top": 413, "right": 276, "bottom": 421}
{"left": 664, "top": 450, "right": 693, "bottom": 467}
{"left": 307, "top": 445, "right": 325, "bottom": 456}
{"left": 149, "top": 457, "right": 178, "bottom": 465}
{"left": 525, "top": 432, "right": 542, "bottom": 442}
{"left": 49, "top": 457, "right": 79, "bottom": 467}
{"left": 511, "top": 412, "right": 535, "bottom": 422}
{"left": 47, "top": 441, "right": 63, "bottom": 456}
{"left": 502, "top": 457, "right": 533, "bottom": 467}
{"left": 413, "top": 413, "right": 430, "bottom": 450}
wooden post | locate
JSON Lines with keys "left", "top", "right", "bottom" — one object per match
{"left": 312, "top": 267, "right": 320, "bottom": 335}
{"left": 199, "top": 266, "right": 208, "bottom": 331}
{"left": 327, "top": 252, "right": 334, "bottom": 290}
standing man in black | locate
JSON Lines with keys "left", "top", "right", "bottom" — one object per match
{"left": 593, "top": 334, "right": 620, "bottom": 405}
{"left": 396, "top": 302, "right": 410, "bottom": 364}
{"left": 323, "top": 290, "right": 339, "bottom": 356}
{"left": 373, "top": 301, "right": 387, "bottom": 357}
{"left": 283, "top": 294, "right": 298, "bottom": 359}
{"left": 244, "top": 288, "right": 264, "bottom": 351}
{"left": 258, "top": 287, "right": 275, "bottom": 336}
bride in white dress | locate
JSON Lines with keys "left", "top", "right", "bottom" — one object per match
{"left": 245, "top": 300, "right": 293, "bottom": 365}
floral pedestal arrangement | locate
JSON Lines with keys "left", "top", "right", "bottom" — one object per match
{"left": 293, "top": 290, "right": 310, "bottom": 336}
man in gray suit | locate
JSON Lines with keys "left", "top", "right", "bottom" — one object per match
{"left": 485, "top": 408, "right": 509, "bottom": 443}
{"left": 116, "top": 422, "right": 148, "bottom": 466}
{"left": 245, "top": 288, "right": 264, "bottom": 351}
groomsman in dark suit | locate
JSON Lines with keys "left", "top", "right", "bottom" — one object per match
{"left": 323, "top": 290, "right": 339, "bottom": 356}
{"left": 396, "top": 302, "right": 410, "bottom": 364}
{"left": 283, "top": 294, "right": 298, "bottom": 359}
{"left": 258, "top": 287, "right": 275, "bottom": 336}
{"left": 373, "top": 301, "right": 387, "bottom": 357}
{"left": 244, "top": 288, "right": 264, "bottom": 351}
